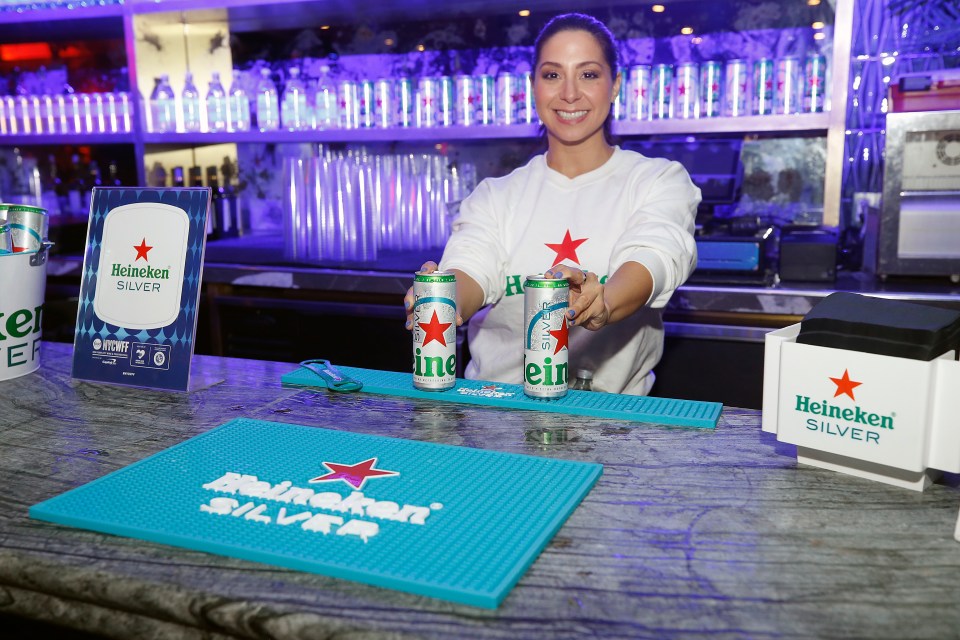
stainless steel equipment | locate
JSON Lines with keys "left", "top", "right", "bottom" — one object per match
{"left": 876, "top": 109, "right": 960, "bottom": 281}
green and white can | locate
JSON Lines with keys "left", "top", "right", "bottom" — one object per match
{"left": 523, "top": 275, "right": 569, "bottom": 399}
{"left": 5, "top": 204, "right": 48, "bottom": 253}
{"left": 0, "top": 223, "right": 11, "bottom": 254}
{"left": 412, "top": 270, "right": 457, "bottom": 390}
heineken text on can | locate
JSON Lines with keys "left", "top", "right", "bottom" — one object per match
{"left": 651, "top": 64, "right": 674, "bottom": 120}
{"left": 454, "top": 74, "right": 476, "bottom": 126}
{"left": 699, "top": 60, "right": 722, "bottom": 118}
{"left": 523, "top": 276, "right": 569, "bottom": 399}
{"left": 753, "top": 58, "right": 774, "bottom": 115}
{"left": 0, "top": 224, "right": 11, "bottom": 254}
{"left": 775, "top": 56, "right": 802, "bottom": 115}
{"left": 373, "top": 78, "right": 394, "bottom": 128}
{"left": 675, "top": 62, "right": 699, "bottom": 119}
{"left": 412, "top": 271, "right": 457, "bottom": 390}
{"left": 803, "top": 53, "right": 827, "bottom": 113}
{"left": 338, "top": 80, "right": 359, "bottom": 129}
{"left": 6, "top": 204, "right": 48, "bottom": 253}
{"left": 495, "top": 72, "right": 518, "bottom": 125}
{"left": 724, "top": 59, "right": 749, "bottom": 117}
{"left": 627, "top": 65, "right": 651, "bottom": 121}
{"left": 476, "top": 74, "right": 496, "bottom": 125}
{"left": 396, "top": 76, "right": 416, "bottom": 127}
{"left": 416, "top": 76, "right": 440, "bottom": 128}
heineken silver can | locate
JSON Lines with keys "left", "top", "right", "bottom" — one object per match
{"left": 675, "top": 62, "right": 699, "bottom": 119}
{"left": 651, "top": 64, "right": 674, "bottom": 120}
{"left": 699, "top": 60, "right": 723, "bottom": 118}
{"left": 6, "top": 204, "right": 48, "bottom": 253}
{"left": 358, "top": 79, "right": 376, "bottom": 128}
{"left": 753, "top": 58, "right": 775, "bottom": 115}
{"left": 495, "top": 72, "right": 518, "bottom": 125}
{"left": 523, "top": 275, "right": 569, "bottom": 399}
{"left": 627, "top": 65, "right": 652, "bottom": 121}
{"left": 396, "top": 76, "right": 416, "bottom": 127}
{"left": 476, "top": 74, "right": 496, "bottom": 125}
{"left": 775, "top": 56, "right": 802, "bottom": 115}
{"left": 374, "top": 78, "right": 394, "bottom": 128}
{"left": 412, "top": 270, "right": 457, "bottom": 390}
{"left": 724, "top": 59, "right": 749, "bottom": 117}
{"left": 416, "top": 76, "right": 440, "bottom": 128}
{"left": 338, "top": 80, "right": 360, "bottom": 129}
{"left": 0, "top": 224, "right": 11, "bottom": 254}
{"left": 454, "top": 74, "right": 476, "bottom": 126}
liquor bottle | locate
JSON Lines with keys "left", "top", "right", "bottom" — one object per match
{"left": 206, "top": 166, "right": 221, "bottom": 238}
{"left": 227, "top": 69, "right": 251, "bottom": 132}
{"left": 46, "top": 154, "right": 66, "bottom": 217}
{"left": 220, "top": 156, "right": 243, "bottom": 236}
{"left": 171, "top": 166, "right": 185, "bottom": 188}
{"left": 255, "top": 67, "right": 280, "bottom": 131}
{"left": 569, "top": 369, "right": 594, "bottom": 391}
{"left": 149, "top": 74, "right": 176, "bottom": 133}
{"left": 107, "top": 160, "right": 122, "bottom": 186}
{"left": 66, "top": 153, "right": 87, "bottom": 217}
{"left": 189, "top": 165, "right": 203, "bottom": 187}
{"left": 281, "top": 67, "right": 309, "bottom": 131}
{"left": 181, "top": 72, "right": 202, "bottom": 132}
{"left": 313, "top": 64, "right": 339, "bottom": 130}
{"left": 83, "top": 160, "right": 102, "bottom": 213}
{"left": 205, "top": 71, "right": 228, "bottom": 132}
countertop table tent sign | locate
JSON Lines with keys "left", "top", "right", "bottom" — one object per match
{"left": 71, "top": 187, "right": 210, "bottom": 391}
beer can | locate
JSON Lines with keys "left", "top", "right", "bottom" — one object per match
{"left": 6, "top": 204, "right": 48, "bottom": 253}
{"left": 516, "top": 71, "right": 536, "bottom": 124}
{"left": 724, "top": 59, "right": 749, "bottom": 117}
{"left": 476, "top": 74, "right": 496, "bottom": 125}
{"left": 0, "top": 224, "right": 11, "bottom": 255}
{"left": 495, "top": 72, "right": 518, "bottom": 125}
{"left": 651, "top": 64, "right": 674, "bottom": 120}
{"left": 416, "top": 76, "right": 440, "bottom": 128}
{"left": 396, "top": 76, "right": 416, "bottom": 127}
{"left": 357, "top": 79, "right": 376, "bottom": 128}
{"left": 803, "top": 53, "right": 827, "bottom": 113}
{"left": 338, "top": 80, "right": 360, "bottom": 129}
{"left": 373, "top": 78, "right": 394, "bottom": 128}
{"left": 412, "top": 270, "right": 457, "bottom": 391}
{"left": 454, "top": 74, "right": 475, "bottom": 126}
{"left": 627, "top": 65, "right": 652, "bottom": 121}
{"left": 675, "top": 62, "right": 699, "bottom": 119}
{"left": 753, "top": 58, "right": 774, "bottom": 116}
{"left": 611, "top": 67, "right": 627, "bottom": 121}
{"left": 699, "top": 60, "right": 723, "bottom": 118}
{"left": 775, "top": 56, "right": 802, "bottom": 115}
{"left": 523, "top": 275, "right": 569, "bottom": 399}
{"left": 437, "top": 75, "right": 455, "bottom": 126}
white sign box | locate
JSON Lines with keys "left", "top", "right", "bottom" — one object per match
{"left": 762, "top": 323, "right": 960, "bottom": 491}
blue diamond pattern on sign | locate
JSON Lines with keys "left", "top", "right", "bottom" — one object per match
{"left": 29, "top": 418, "right": 602, "bottom": 609}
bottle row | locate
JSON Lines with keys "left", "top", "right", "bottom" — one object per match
{"left": 0, "top": 92, "right": 133, "bottom": 136}
{"left": 146, "top": 160, "right": 243, "bottom": 240}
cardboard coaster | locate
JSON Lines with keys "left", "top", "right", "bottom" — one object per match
{"left": 282, "top": 364, "right": 722, "bottom": 429}
{"left": 30, "top": 418, "right": 602, "bottom": 608}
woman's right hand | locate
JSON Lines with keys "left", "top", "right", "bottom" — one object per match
{"left": 404, "top": 261, "right": 439, "bottom": 331}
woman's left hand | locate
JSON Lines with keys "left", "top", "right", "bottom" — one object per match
{"left": 544, "top": 263, "right": 609, "bottom": 331}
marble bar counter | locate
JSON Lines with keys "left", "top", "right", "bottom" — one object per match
{"left": 3, "top": 342, "right": 960, "bottom": 639}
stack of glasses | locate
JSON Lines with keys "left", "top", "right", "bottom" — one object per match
{"left": 282, "top": 150, "right": 477, "bottom": 263}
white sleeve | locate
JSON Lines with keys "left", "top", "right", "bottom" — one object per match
{"left": 610, "top": 159, "right": 700, "bottom": 308}
{"left": 437, "top": 179, "right": 509, "bottom": 306}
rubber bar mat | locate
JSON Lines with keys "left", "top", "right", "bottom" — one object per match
{"left": 282, "top": 365, "right": 722, "bottom": 429}
{"left": 31, "top": 418, "right": 602, "bottom": 608}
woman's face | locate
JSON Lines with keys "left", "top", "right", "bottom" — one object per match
{"left": 534, "top": 29, "right": 620, "bottom": 148}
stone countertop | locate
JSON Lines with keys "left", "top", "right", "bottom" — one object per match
{"left": 2, "top": 342, "right": 960, "bottom": 638}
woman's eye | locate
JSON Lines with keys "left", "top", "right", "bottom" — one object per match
{"left": 541, "top": 71, "right": 560, "bottom": 80}
{"left": 582, "top": 70, "right": 600, "bottom": 80}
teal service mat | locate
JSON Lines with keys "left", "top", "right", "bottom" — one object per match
{"left": 282, "top": 364, "right": 722, "bottom": 429}
{"left": 30, "top": 418, "right": 602, "bottom": 608}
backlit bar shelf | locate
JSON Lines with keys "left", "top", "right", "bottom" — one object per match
{"left": 0, "top": 2, "right": 124, "bottom": 24}
{"left": 614, "top": 112, "right": 832, "bottom": 136}
{"left": 0, "top": 133, "right": 136, "bottom": 145}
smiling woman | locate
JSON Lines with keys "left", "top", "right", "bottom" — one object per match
{"left": 405, "top": 12, "right": 702, "bottom": 396}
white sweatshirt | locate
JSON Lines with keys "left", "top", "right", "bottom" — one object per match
{"left": 439, "top": 147, "right": 700, "bottom": 395}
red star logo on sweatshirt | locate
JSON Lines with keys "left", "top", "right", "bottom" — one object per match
{"left": 418, "top": 310, "right": 452, "bottom": 347}
{"left": 830, "top": 369, "right": 862, "bottom": 401}
{"left": 545, "top": 230, "right": 588, "bottom": 265}
{"left": 133, "top": 238, "right": 153, "bottom": 262}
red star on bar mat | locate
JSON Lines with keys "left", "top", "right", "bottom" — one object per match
{"left": 830, "top": 369, "right": 862, "bottom": 400}
{"left": 133, "top": 238, "right": 153, "bottom": 262}
{"left": 549, "top": 321, "right": 569, "bottom": 354}
{"left": 418, "top": 310, "right": 452, "bottom": 347}
{"left": 308, "top": 458, "right": 400, "bottom": 490}
{"left": 545, "top": 230, "right": 588, "bottom": 265}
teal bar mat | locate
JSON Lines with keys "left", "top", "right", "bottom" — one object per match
{"left": 30, "top": 418, "right": 602, "bottom": 609}
{"left": 282, "top": 365, "right": 722, "bottom": 429}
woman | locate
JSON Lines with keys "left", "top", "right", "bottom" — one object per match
{"left": 405, "top": 12, "right": 700, "bottom": 395}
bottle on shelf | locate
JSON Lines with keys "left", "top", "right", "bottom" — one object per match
{"left": 205, "top": 71, "right": 228, "bottom": 133}
{"left": 181, "top": 72, "right": 202, "bottom": 132}
{"left": 569, "top": 369, "right": 594, "bottom": 391}
{"left": 227, "top": 69, "right": 251, "bottom": 132}
{"left": 313, "top": 64, "right": 339, "bottom": 130}
{"left": 189, "top": 165, "right": 203, "bottom": 188}
{"left": 255, "top": 66, "right": 280, "bottom": 132}
{"left": 220, "top": 156, "right": 243, "bottom": 236}
{"left": 148, "top": 162, "right": 167, "bottom": 188}
{"left": 171, "top": 166, "right": 185, "bottom": 188}
{"left": 206, "top": 166, "right": 221, "bottom": 238}
{"left": 65, "top": 153, "right": 87, "bottom": 217}
{"left": 83, "top": 160, "right": 102, "bottom": 212}
{"left": 44, "top": 154, "right": 64, "bottom": 218}
{"left": 107, "top": 160, "right": 122, "bottom": 187}
{"left": 149, "top": 74, "right": 177, "bottom": 133}
{"left": 281, "top": 67, "right": 310, "bottom": 131}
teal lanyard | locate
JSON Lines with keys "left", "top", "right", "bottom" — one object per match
{"left": 298, "top": 359, "right": 364, "bottom": 392}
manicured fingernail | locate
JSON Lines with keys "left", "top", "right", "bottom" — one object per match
{"left": 567, "top": 309, "right": 575, "bottom": 318}
{"left": 405, "top": 320, "right": 412, "bottom": 329}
